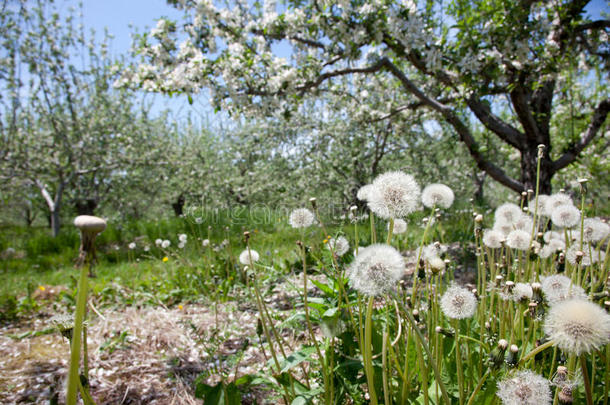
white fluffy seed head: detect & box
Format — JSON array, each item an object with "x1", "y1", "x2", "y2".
[
  {"x1": 328, "y1": 236, "x2": 350, "y2": 257},
  {"x1": 357, "y1": 184, "x2": 375, "y2": 202},
  {"x1": 347, "y1": 244, "x2": 405, "y2": 297},
  {"x1": 506, "y1": 230, "x2": 531, "y2": 251},
  {"x1": 239, "y1": 249, "x2": 259, "y2": 266},
  {"x1": 514, "y1": 214, "x2": 534, "y2": 232},
  {"x1": 178, "y1": 233, "x2": 188, "y2": 242},
  {"x1": 367, "y1": 171, "x2": 421, "y2": 219},
  {"x1": 566, "y1": 243, "x2": 596, "y2": 267},
  {"x1": 495, "y1": 203, "x2": 523, "y2": 224},
  {"x1": 289, "y1": 208, "x2": 315, "y2": 228},
  {"x1": 543, "y1": 231, "x2": 563, "y2": 243},
  {"x1": 440, "y1": 284, "x2": 478, "y2": 319},
  {"x1": 544, "y1": 299, "x2": 610, "y2": 355},
  {"x1": 428, "y1": 256, "x2": 446, "y2": 273},
  {"x1": 161, "y1": 240, "x2": 171, "y2": 248},
  {"x1": 540, "y1": 275, "x2": 587, "y2": 304},
  {"x1": 391, "y1": 218, "x2": 408, "y2": 234},
  {"x1": 544, "y1": 193, "x2": 573, "y2": 216},
  {"x1": 581, "y1": 218, "x2": 610, "y2": 242},
  {"x1": 512, "y1": 283, "x2": 533, "y2": 302},
  {"x1": 496, "y1": 370, "x2": 551, "y2": 405},
  {"x1": 538, "y1": 239, "x2": 564, "y2": 259},
  {"x1": 421, "y1": 183, "x2": 455, "y2": 209},
  {"x1": 551, "y1": 205, "x2": 581, "y2": 228},
  {"x1": 528, "y1": 194, "x2": 550, "y2": 217},
  {"x1": 483, "y1": 229, "x2": 505, "y2": 248}
]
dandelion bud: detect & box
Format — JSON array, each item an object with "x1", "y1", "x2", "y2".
[
  {"x1": 350, "y1": 205, "x2": 357, "y2": 212},
  {"x1": 527, "y1": 189, "x2": 534, "y2": 195},
  {"x1": 296, "y1": 240, "x2": 303, "y2": 248},
  {"x1": 412, "y1": 309, "x2": 420, "y2": 322},
  {"x1": 577, "y1": 178, "x2": 588, "y2": 184},
  {"x1": 475, "y1": 214, "x2": 483, "y2": 223},
  {"x1": 471, "y1": 288, "x2": 478, "y2": 299},
  {"x1": 506, "y1": 344, "x2": 520, "y2": 367},
  {"x1": 309, "y1": 197, "x2": 317, "y2": 209},
  {"x1": 256, "y1": 318, "x2": 263, "y2": 337},
  {"x1": 521, "y1": 191, "x2": 528, "y2": 197},
  {"x1": 528, "y1": 302, "x2": 538, "y2": 317},
  {"x1": 559, "y1": 188, "x2": 565, "y2": 193},
  {"x1": 505, "y1": 281, "x2": 515, "y2": 292},
  {"x1": 574, "y1": 250, "x2": 584, "y2": 264},
  {"x1": 558, "y1": 386, "x2": 573, "y2": 404},
  {"x1": 604, "y1": 301, "x2": 610, "y2": 311},
  {"x1": 485, "y1": 321, "x2": 491, "y2": 329},
  {"x1": 554, "y1": 366, "x2": 569, "y2": 386},
  {"x1": 436, "y1": 326, "x2": 454, "y2": 338},
  {"x1": 495, "y1": 275, "x2": 504, "y2": 285},
  {"x1": 487, "y1": 339, "x2": 508, "y2": 369},
  {"x1": 243, "y1": 231, "x2": 250, "y2": 242}
]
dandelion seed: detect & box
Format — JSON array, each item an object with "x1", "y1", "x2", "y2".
[
  {"x1": 496, "y1": 369, "x2": 551, "y2": 405},
  {"x1": 391, "y1": 218, "x2": 408, "y2": 234},
  {"x1": 543, "y1": 298, "x2": 610, "y2": 355},
  {"x1": 357, "y1": 184, "x2": 375, "y2": 202},
  {"x1": 512, "y1": 283, "x2": 533, "y2": 303},
  {"x1": 161, "y1": 240, "x2": 171, "y2": 249},
  {"x1": 367, "y1": 171, "x2": 421, "y2": 219},
  {"x1": 565, "y1": 243, "x2": 595, "y2": 266},
  {"x1": 289, "y1": 208, "x2": 315, "y2": 228},
  {"x1": 421, "y1": 183, "x2": 454, "y2": 209},
  {"x1": 551, "y1": 205, "x2": 581, "y2": 228},
  {"x1": 545, "y1": 193, "x2": 573, "y2": 216},
  {"x1": 581, "y1": 218, "x2": 609, "y2": 242},
  {"x1": 506, "y1": 230, "x2": 531, "y2": 251},
  {"x1": 483, "y1": 229, "x2": 505, "y2": 248},
  {"x1": 178, "y1": 233, "x2": 188, "y2": 243},
  {"x1": 495, "y1": 203, "x2": 523, "y2": 224},
  {"x1": 440, "y1": 284, "x2": 478, "y2": 319},
  {"x1": 239, "y1": 249, "x2": 259, "y2": 266},
  {"x1": 202, "y1": 239, "x2": 210, "y2": 247},
  {"x1": 540, "y1": 275, "x2": 587, "y2": 304},
  {"x1": 128, "y1": 242, "x2": 136, "y2": 250},
  {"x1": 347, "y1": 244, "x2": 405, "y2": 296},
  {"x1": 155, "y1": 238, "x2": 163, "y2": 247},
  {"x1": 328, "y1": 236, "x2": 349, "y2": 257}
]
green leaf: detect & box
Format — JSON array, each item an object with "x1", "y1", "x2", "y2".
[{"x1": 279, "y1": 346, "x2": 316, "y2": 374}]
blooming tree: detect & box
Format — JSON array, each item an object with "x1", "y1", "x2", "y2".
[{"x1": 128, "y1": 0, "x2": 609, "y2": 194}]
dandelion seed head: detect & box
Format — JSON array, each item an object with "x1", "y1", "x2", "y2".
[
  {"x1": 551, "y1": 205, "x2": 581, "y2": 228},
  {"x1": 357, "y1": 184, "x2": 375, "y2": 202},
  {"x1": 493, "y1": 221, "x2": 514, "y2": 237},
  {"x1": 239, "y1": 249, "x2": 259, "y2": 266},
  {"x1": 543, "y1": 299, "x2": 610, "y2": 355},
  {"x1": 367, "y1": 171, "x2": 421, "y2": 219},
  {"x1": 440, "y1": 284, "x2": 478, "y2": 319},
  {"x1": 155, "y1": 238, "x2": 163, "y2": 246},
  {"x1": 540, "y1": 275, "x2": 587, "y2": 304},
  {"x1": 428, "y1": 256, "x2": 446, "y2": 273},
  {"x1": 581, "y1": 218, "x2": 609, "y2": 242},
  {"x1": 128, "y1": 242, "x2": 136, "y2": 250},
  {"x1": 483, "y1": 229, "x2": 505, "y2": 248},
  {"x1": 422, "y1": 183, "x2": 455, "y2": 209},
  {"x1": 496, "y1": 370, "x2": 551, "y2": 405},
  {"x1": 514, "y1": 214, "x2": 534, "y2": 232},
  {"x1": 391, "y1": 218, "x2": 408, "y2": 234},
  {"x1": 178, "y1": 233, "x2": 188, "y2": 242},
  {"x1": 202, "y1": 239, "x2": 210, "y2": 247},
  {"x1": 495, "y1": 203, "x2": 523, "y2": 224},
  {"x1": 544, "y1": 193, "x2": 573, "y2": 216},
  {"x1": 566, "y1": 243, "x2": 595, "y2": 266},
  {"x1": 289, "y1": 208, "x2": 315, "y2": 228},
  {"x1": 328, "y1": 236, "x2": 350, "y2": 257},
  {"x1": 419, "y1": 243, "x2": 447, "y2": 262},
  {"x1": 528, "y1": 194, "x2": 550, "y2": 216},
  {"x1": 543, "y1": 231, "x2": 563, "y2": 243},
  {"x1": 161, "y1": 240, "x2": 171, "y2": 249},
  {"x1": 347, "y1": 244, "x2": 405, "y2": 297},
  {"x1": 512, "y1": 283, "x2": 533, "y2": 302},
  {"x1": 506, "y1": 230, "x2": 531, "y2": 251}
]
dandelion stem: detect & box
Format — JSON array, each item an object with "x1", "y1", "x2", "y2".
[
  {"x1": 519, "y1": 340, "x2": 555, "y2": 365},
  {"x1": 364, "y1": 296, "x2": 378, "y2": 405},
  {"x1": 466, "y1": 369, "x2": 491, "y2": 405},
  {"x1": 580, "y1": 356, "x2": 594, "y2": 405},
  {"x1": 66, "y1": 265, "x2": 89, "y2": 405},
  {"x1": 453, "y1": 319, "x2": 465, "y2": 405}
]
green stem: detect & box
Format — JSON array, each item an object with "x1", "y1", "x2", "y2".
[
  {"x1": 580, "y1": 356, "x2": 594, "y2": 405},
  {"x1": 520, "y1": 340, "x2": 555, "y2": 365},
  {"x1": 454, "y1": 319, "x2": 464, "y2": 405},
  {"x1": 466, "y1": 370, "x2": 491, "y2": 405},
  {"x1": 364, "y1": 297, "x2": 378, "y2": 405},
  {"x1": 405, "y1": 309, "x2": 450, "y2": 404},
  {"x1": 67, "y1": 265, "x2": 89, "y2": 405}
]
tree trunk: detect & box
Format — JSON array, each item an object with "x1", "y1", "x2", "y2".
[
  {"x1": 520, "y1": 146, "x2": 553, "y2": 196},
  {"x1": 50, "y1": 208, "x2": 60, "y2": 237},
  {"x1": 172, "y1": 193, "x2": 186, "y2": 217},
  {"x1": 75, "y1": 198, "x2": 98, "y2": 215}
]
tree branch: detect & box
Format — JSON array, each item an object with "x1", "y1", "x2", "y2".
[
  {"x1": 552, "y1": 98, "x2": 610, "y2": 172},
  {"x1": 466, "y1": 95, "x2": 525, "y2": 149},
  {"x1": 380, "y1": 58, "x2": 524, "y2": 192}
]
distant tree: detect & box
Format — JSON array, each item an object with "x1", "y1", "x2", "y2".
[{"x1": 128, "y1": 0, "x2": 609, "y2": 195}]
